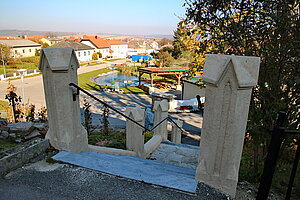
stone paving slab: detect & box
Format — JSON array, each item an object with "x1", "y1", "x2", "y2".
[
  {"x1": 150, "y1": 141, "x2": 199, "y2": 169},
  {"x1": 52, "y1": 151, "x2": 198, "y2": 193}
]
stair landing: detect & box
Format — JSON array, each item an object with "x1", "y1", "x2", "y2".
[{"x1": 52, "y1": 151, "x2": 198, "y2": 193}]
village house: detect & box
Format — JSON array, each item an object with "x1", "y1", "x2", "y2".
[
  {"x1": 80, "y1": 36, "x2": 110, "y2": 58},
  {"x1": 40, "y1": 38, "x2": 62, "y2": 46},
  {"x1": 0, "y1": 39, "x2": 41, "y2": 58},
  {"x1": 50, "y1": 41, "x2": 94, "y2": 62},
  {"x1": 81, "y1": 36, "x2": 128, "y2": 59},
  {"x1": 106, "y1": 39, "x2": 128, "y2": 58}
]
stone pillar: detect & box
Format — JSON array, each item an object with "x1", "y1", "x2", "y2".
[
  {"x1": 126, "y1": 107, "x2": 145, "y2": 157},
  {"x1": 196, "y1": 54, "x2": 260, "y2": 197},
  {"x1": 171, "y1": 119, "x2": 183, "y2": 143},
  {"x1": 153, "y1": 101, "x2": 168, "y2": 141},
  {"x1": 39, "y1": 47, "x2": 88, "y2": 153}
]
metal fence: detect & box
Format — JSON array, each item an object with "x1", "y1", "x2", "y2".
[{"x1": 257, "y1": 111, "x2": 300, "y2": 200}]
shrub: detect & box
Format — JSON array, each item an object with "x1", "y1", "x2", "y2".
[{"x1": 92, "y1": 52, "x2": 98, "y2": 60}]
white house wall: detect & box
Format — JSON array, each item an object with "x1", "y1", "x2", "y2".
[
  {"x1": 75, "y1": 49, "x2": 93, "y2": 62},
  {"x1": 13, "y1": 46, "x2": 41, "y2": 58},
  {"x1": 99, "y1": 48, "x2": 110, "y2": 58},
  {"x1": 182, "y1": 82, "x2": 206, "y2": 100},
  {"x1": 110, "y1": 44, "x2": 128, "y2": 58}
]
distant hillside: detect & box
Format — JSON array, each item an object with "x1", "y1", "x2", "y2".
[
  {"x1": 97, "y1": 32, "x2": 173, "y2": 39},
  {"x1": 0, "y1": 29, "x2": 174, "y2": 40},
  {"x1": 145, "y1": 34, "x2": 173, "y2": 39},
  {"x1": 0, "y1": 30, "x2": 81, "y2": 37}
]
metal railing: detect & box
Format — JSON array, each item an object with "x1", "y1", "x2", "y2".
[
  {"x1": 256, "y1": 111, "x2": 300, "y2": 200},
  {"x1": 69, "y1": 83, "x2": 187, "y2": 135}
]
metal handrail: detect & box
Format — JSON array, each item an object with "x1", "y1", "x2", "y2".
[
  {"x1": 149, "y1": 116, "x2": 186, "y2": 133},
  {"x1": 69, "y1": 83, "x2": 150, "y2": 132},
  {"x1": 69, "y1": 83, "x2": 188, "y2": 136}
]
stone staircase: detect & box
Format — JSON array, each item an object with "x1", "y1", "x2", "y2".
[{"x1": 149, "y1": 141, "x2": 199, "y2": 169}]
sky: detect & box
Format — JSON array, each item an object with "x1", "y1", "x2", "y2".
[{"x1": 0, "y1": 0, "x2": 187, "y2": 35}]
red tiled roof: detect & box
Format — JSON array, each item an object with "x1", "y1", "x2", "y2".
[
  {"x1": 65, "y1": 38, "x2": 81, "y2": 42},
  {"x1": 107, "y1": 39, "x2": 128, "y2": 45},
  {"x1": 82, "y1": 36, "x2": 110, "y2": 48},
  {"x1": 0, "y1": 37, "x2": 22, "y2": 40},
  {"x1": 27, "y1": 36, "x2": 45, "y2": 40},
  {"x1": 139, "y1": 67, "x2": 189, "y2": 73}
]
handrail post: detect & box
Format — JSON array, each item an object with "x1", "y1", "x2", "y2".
[
  {"x1": 153, "y1": 101, "x2": 169, "y2": 141},
  {"x1": 39, "y1": 48, "x2": 88, "y2": 153},
  {"x1": 196, "y1": 54, "x2": 261, "y2": 197},
  {"x1": 171, "y1": 119, "x2": 183, "y2": 143},
  {"x1": 126, "y1": 107, "x2": 145, "y2": 157},
  {"x1": 256, "y1": 111, "x2": 286, "y2": 200}
]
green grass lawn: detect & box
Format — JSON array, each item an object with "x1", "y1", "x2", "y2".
[
  {"x1": 1, "y1": 56, "x2": 39, "y2": 75},
  {"x1": 0, "y1": 100, "x2": 9, "y2": 119},
  {"x1": 133, "y1": 71, "x2": 177, "y2": 84},
  {"x1": 88, "y1": 131, "x2": 153, "y2": 150},
  {"x1": 88, "y1": 131, "x2": 126, "y2": 149},
  {"x1": 0, "y1": 138, "x2": 19, "y2": 152},
  {"x1": 80, "y1": 61, "x2": 105, "y2": 67},
  {"x1": 106, "y1": 58, "x2": 122, "y2": 61},
  {"x1": 0, "y1": 68, "x2": 15, "y2": 74},
  {"x1": 78, "y1": 68, "x2": 114, "y2": 90},
  {"x1": 0, "y1": 100, "x2": 17, "y2": 151},
  {"x1": 78, "y1": 68, "x2": 147, "y2": 94}
]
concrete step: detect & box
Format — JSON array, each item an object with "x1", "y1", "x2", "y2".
[
  {"x1": 149, "y1": 141, "x2": 199, "y2": 169},
  {"x1": 52, "y1": 151, "x2": 198, "y2": 193}
]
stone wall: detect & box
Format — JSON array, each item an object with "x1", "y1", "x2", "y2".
[{"x1": 0, "y1": 138, "x2": 50, "y2": 177}]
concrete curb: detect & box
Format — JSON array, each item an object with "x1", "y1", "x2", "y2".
[{"x1": 0, "y1": 138, "x2": 50, "y2": 177}]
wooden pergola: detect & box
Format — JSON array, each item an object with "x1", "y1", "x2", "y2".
[{"x1": 138, "y1": 67, "x2": 189, "y2": 86}]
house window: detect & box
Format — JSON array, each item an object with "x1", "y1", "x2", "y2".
[
  {"x1": 84, "y1": 51, "x2": 86, "y2": 56},
  {"x1": 15, "y1": 50, "x2": 18, "y2": 54},
  {"x1": 23, "y1": 49, "x2": 25, "y2": 53},
  {"x1": 29, "y1": 49, "x2": 31, "y2": 53},
  {"x1": 78, "y1": 52, "x2": 80, "y2": 57},
  {"x1": 88, "y1": 51, "x2": 90, "y2": 55}
]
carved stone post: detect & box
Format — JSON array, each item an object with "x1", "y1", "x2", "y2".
[
  {"x1": 126, "y1": 107, "x2": 145, "y2": 157},
  {"x1": 171, "y1": 119, "x2": 183, "y2": 143},
  {"x1": 153, "y1": 101, "x2": 169, "y2": 141},
  {"x1": 196, "y1": 54, "x2": 260, "y2": 197},
  {"x1": 39, "y1": 47, "x2": 88, "y2": 153}
]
